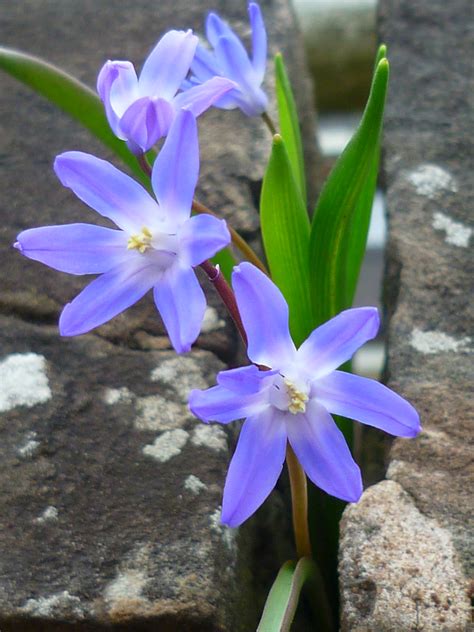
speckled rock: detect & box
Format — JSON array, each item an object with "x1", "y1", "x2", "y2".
[
  {"x1": 0, "y1": 1, "x2": 317, "y2": 629},
  {"x1": 339, "y1": 0, "x2": 473, "y2": 629}
]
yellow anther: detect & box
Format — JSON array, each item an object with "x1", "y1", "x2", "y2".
[
  {"x1": 284, "y1": 378, "x2": 309, "y2": 415},
  {"x1": 127, "y1": 227, "x2": 153, "y2": 253}
]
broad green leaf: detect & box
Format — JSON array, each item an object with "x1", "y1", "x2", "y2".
[
  {"x1": 257, "y1": 561, "x2": 296, "y2": 632},
  {"x1": 309, "y1": 48, "x2": 389, "y2": 325},
  {"x1": 260, "y1": 135, "x2": 313, "y2": 345},
  {"x1": 275, "y1": 53, "x2": 306, "y2": 201},
  {"x1": 0, "y1": 46, "x2": 149, "y2": 187}
]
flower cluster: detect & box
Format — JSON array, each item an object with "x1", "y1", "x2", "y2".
[{"x1": 14, "y1": 3, "x2": 420, "y2": 529}]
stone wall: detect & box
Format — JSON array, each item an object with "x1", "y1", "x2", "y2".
[
  {"x1": 0, "y1": 1, "x2": 316, "y2": 629},
  {"x1": 339, "y1": 1, "x2": 473, "y2": 630}
]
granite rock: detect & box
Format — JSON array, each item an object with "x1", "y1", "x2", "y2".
[{"x1": 340, "y1": 0, "x2": 473, "y2": 629}]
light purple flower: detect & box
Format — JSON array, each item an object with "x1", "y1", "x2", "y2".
[
  {"x1": 184, "y1": 3, "x2": 268, "y2": 117},
  {"x1": 189, "y1": 263, "x2": 421, "y2": 527},
  {"x1": 14, "y1": 110, "x2": 230, "y2": 353},
  {"x1": 97, "y1": 29, "x2": 235, "y2": 153}
]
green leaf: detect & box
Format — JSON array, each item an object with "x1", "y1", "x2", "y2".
[
  {"x1": 212, "y1": 247, "x2": 235, "y2": 283},
  {"x1": 275, "y1": 53, "x2": 306, "y2": 201},
  {"x1": 257, "y1": 561, "x2": 296, "y2": 632},
  {"x1": 308, "y1": 47, "x2": 389, "y2": 325},
  {"x1": 260, "y1": 135, "x2": 313, "y2": 345},
  {"x1": 0, "y1": 46, "x2": 150, "y2": 186}
]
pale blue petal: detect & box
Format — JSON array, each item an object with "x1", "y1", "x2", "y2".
[
  {"x1": 286, "y1": 399, "x2": 362, "y2": 503},
  {"x1": 297, "y1": 307, "x2": 380, "y2": 379},
  {"x1": 54, "y1": 152, "x2": 160, "y2": 233},
  {"x1": 97, "y1": 61, "x2": 138, "y2": 137},
  {"x1": 151, "y1": 110, "x2": 198, "y2": 223},
  {"x1": 249, "y1": 3, "x2": 267, "y2": 83},
  {"x1": 139, "y1": 30, "x2": 197, "y2": 99},
  {"x1": 217, "y1": 365, "x2": 277, "y2": 394},
  {"x1": 59, "y1": 259, "x2": 157, "y2": 336},
  {"x1": 153, "y1": 264, "x2": 205, "y2": 353},
  {"x1": 119, "y1": 96, "x2": 174, "y2": 152},
  {"x1": 14, "y1": 224, "x2": 129, "y2": 275},
  {"x1": 173, "y1": 77, "x2": 236, "y2": 117},
  {"x1": 189, "y1": 383, "x2": 267, "y2": 423},
  {"x1": 221, "y1": 408, "x2": 287, "y2": 527},
  {"x1": 190, "y1": 43, "x2": 220, "y2": 82},
  {"x1": 178, "y1": 214, "x2": 230, "y2": 267},
  {"x1": 205, "y1": 12, "x2": 234, "y2": 48},
  {"x1": 316, "y1": 371, "x2": 421, "y2": 438},
  {"x1": 232, "y1": 262, "x2": 296, "y2": 368}
]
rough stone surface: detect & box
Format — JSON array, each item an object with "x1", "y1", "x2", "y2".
[
  {"x1": 340, "y1": 1, "x2": 473, "y2": 629},
  {"x1": 0, "y1": 1, "x2": 317, "y2": 629}
]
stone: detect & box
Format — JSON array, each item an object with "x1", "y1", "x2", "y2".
[
  {"x1": 0, "y1": 1, "x2": 319, "y2": 629},
  {"x1": 339, "y1": 0, "x2": 473, "y2": 629}
]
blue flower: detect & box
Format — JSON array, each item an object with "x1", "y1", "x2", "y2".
[
  {"x1": 14, "y1": 110, "x2": 230, "y2": 353},
  {"x1": 97, "y1": 29, "x2": 235, "y2": 153},
  {"x1": 184, "y1": 3, "x2": 268, "y2": 117},
  {"x1": 189, "y1": 263, "x2": 421, "y2": 527}
]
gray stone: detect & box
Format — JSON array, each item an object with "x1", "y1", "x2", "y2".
[
  {"x1": 0, "y1": 0, "x2": 317, "y2": 629},
  {"x1": 340, "y1": 0, "x2": 473, "y2": 629}
]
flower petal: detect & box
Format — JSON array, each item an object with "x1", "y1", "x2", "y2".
[
  {"x1": 249, "y1": 3, "x2": 267, "y2": 84},
  {"x1": 221, "y1": 409, "x2": 287, "y2": 527},
  {"x1": 287, "y1": 400, "x2": 362, "y2": 503},
  {"x1": 173, "y1": 76, "x2": 236, "y2": 117},
  {"x1": 190, "y1": 43, "x2": 220, "y2": 82},
  {"x1": 179, "y1": 214, "x2": 230, "y2": 267},
  {"x1": 120, "y1": 96, "x2": 174, "y2": 152},
  {"x1": 97, "y1": 61, "x2": 139, "y2": 137},
  {"x1": 189, "y1": 383, "x2": 267, "y2": 424},
  {"x1": 297, "y1": 307, "x2": 380, "y2": 379},
  {"x1": 205, "y1": 12, "x2": 235, "y2": 48},
  {"x1": 232, "y1": 262, "x2": 296, "y2": 368},
  {"x1": 217, "y1": 365, "x2": 277, "y2": 394},
  {"x1": 153, "y1": 264, "x2": 205, "y2": 353},
  {"x1": 139, "y1": 30, "x2": 197, "y2": 100},
  {"x1": 59, "y1": 259, "x2": 157, "y2": 336},
  {"x1": 54, "y1": 151, "x2": 160, "y2": 233},
  {"x1": 316, "y1": 370, "x2": 421, "y2": 438},
  {"x1": 214, "y1": 35, "x2": 268, "y2": 115},
  {"x1": 151, "y1": 109, "x2": 198, "y2": 223},
  {"x1": 14, "y1": 224, "x2": 129, "y2": 275}
]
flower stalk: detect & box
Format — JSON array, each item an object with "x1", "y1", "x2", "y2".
[{"x1": 286, "y1": 444, "x2": 312, "y2": 559}]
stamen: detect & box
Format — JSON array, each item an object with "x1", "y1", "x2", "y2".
[
  {"x1": 127, "y1": 227, "x2": 153, "y2": 253},
  {"x1": 284, "y1": 378, "x2": 309, "y2": 415}
]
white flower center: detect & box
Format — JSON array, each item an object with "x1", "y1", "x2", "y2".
[
  {"x1": 269, "y1": 374, "x2": 309, "y2": 415},
  {"x1": 127, "y1": 227, "x2": 180, "y2": 268}
]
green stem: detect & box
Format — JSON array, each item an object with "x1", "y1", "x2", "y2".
[{"x1": 262, "y1": 110, "x2": 278, "y2": 135}]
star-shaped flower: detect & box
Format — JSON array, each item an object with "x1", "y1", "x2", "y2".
[
  {"x1": 97, "y1": 29, "x2": 235, "y2": 153},
  {"x1": 189, "y1": 263, "x2": 421, "y2": 527},
  {"x1": 14, "y1": 110, "x2": 230, "y2": 353},
  {"x1": 183, "y1": 3, "x2": 268, "y2": 117}
]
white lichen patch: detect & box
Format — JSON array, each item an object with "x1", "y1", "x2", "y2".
[
  {"x1": 184, "y1": 474, "x2": 208, "y2": 495},
  {"x1": 209, "y1": 507, "x2": 237, "y2": 552},
  {"x1": 201, "y1": 306, "x2": 226, "y2": 333},
  {"x1": 405, "y1": 164, "x2": 458, "y2": 198},
  {"x1": 17, "y1": 431, "x2": 40, "y2": 458},
  {"x1": 20, "y1": 591, "x2": 84, "y2": 618},
  {"x1": 191, "y1": 424, "x2": 227, "y2": 452},
  {"x1": 432, "y1": 212, "x2": 472, "y2": 247},
  {"x1": 0, "y1": 353, "x2": 51, "y2": 412},
  {"x1": 34, "y1": 505, "x2": 59, "y2": 524},
  {"x1": 142, "y1": 429, "x2": 189, "y2": 462},
  {"x1": 104, "y1": 545, "x2": 151, "y2": 610},
  {"x1": 103, "y1": 386, "x2": 134, "y2": 405},
  {"x1": 150, "y1": 357, "x2": 208, "y2": 402},
  {"x1": 134, "y1": 395, "x2": 189, "y2": 431},
  {"x1": 409, "y1": 328, "x2": 471, "y2": 354}
]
